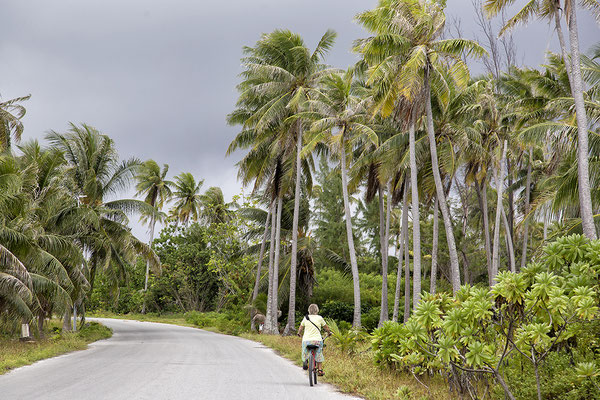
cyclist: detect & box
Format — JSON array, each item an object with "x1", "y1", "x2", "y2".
[{"x1": 297, "y1": 304, "x2": 332, "y2": 376}]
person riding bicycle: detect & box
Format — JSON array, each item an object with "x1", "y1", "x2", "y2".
[{"x1": 297, "y1": 304, "x2": 332, "y2": 377}]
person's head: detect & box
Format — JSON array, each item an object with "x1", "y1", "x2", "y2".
[{"x1": 308, "y1": 304, "x2": 319, "y2": 315}]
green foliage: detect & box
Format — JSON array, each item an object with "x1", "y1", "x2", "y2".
[
  {"x1": 498, "y1": 352, "x2": 600, "y2": 400},
  {"x1": 89, "y1": 258, "x2": 145, "y2": 313},
  {"x1": 184, "y1": 310, "x2": 248, "y2": 336},
  {"x1": 320, "y1": 300, "x2": 356, "y2": 322},
  {"x1": 395, "y1": 385, "x2": 411, "y2": 400},
  {"x1": 312, "y1": 268, "x2": 399, "y2": 312},
  {"x1": 326, "y1": 318, "x2": 368, "y2": 354},
  {"x1": 371, "y1": 236, "x2": 600, "y2": 399},
  {"x1": 313, "y1": 156, "x2": 349, "y2": 270},
  {"x1": 146, "y1": 223, "x2": 218, "y2": 312}
]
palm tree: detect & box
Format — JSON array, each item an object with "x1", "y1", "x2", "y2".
[
  {"x1": 0, "y1": 94, "x2": 30, "y2": 151},
  {"x1": 355, "y1": 2, "x2": 425, "y2": 308},
  {"x1": 171, "y1": 172, "x2": 204, "y2": 225},
  {"x1": 232, "y1": 29, "x2": 337, "y2": 334},
  {"x1": 199, "y1": 186, "x2": 234, "y2": 225},
  {"x1": 516, "y1": 52, "x2": 600, "y2": 235},
  {"x1": 0, "y1": 143, "x2": 90, "y2": 334},
  {"x1": 399, "y1": 0, "x2": 485, "y2": 295},
  {"x1": 302, "y1": 68, "x2": 378, "y2": 327},
  {"x1": 356, "y1": 0, "x2": 486, "y2": 298},
  {"x1": 484, "y1": 0, "x2": 599, "y2": 240},
  {"x1": 46, "y1": 124, "x2": 159, "y2": 313},
  {"x1": 136, "y1": 160, "x2": 173, "y2": 313}
]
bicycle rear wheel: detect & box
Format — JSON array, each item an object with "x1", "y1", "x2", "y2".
[
  {"x1": 313, "y1": 359, "x2": 318, "y2": 385},
  {"x1": 308, "y1": 352, "x2": 315, "y2": 387}
]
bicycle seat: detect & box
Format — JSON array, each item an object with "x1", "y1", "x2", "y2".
[{"x1": 306, "y1": 344, "x2": 320, "y2": 350}]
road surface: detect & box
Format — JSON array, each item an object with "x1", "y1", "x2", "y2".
[{"x1": 0, "y1": 318, "x2": 361, "y2": 400}]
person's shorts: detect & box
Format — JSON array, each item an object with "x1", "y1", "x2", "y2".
[{"x1": 302, "y1": 340, "x2": 324, "y2": 362}]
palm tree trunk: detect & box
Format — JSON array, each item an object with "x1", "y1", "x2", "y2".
[
  {"x1": 543, "y1": 211, "x2": 548, "y2": 241},
  {"x1": 379, "y1": 182, "x2": 392, "y2": 326},
  {"x1": 492, "y1": 140, "x2": 508, "y2": 282},
  {"x1": 251, "y1": 202, "x2": 272, "y2": 331},
  {"x1": 566, "y1": 3, "x2": 597, "y2": 240},
  {"x1": 408, "y1": 107, "x2": 422, "y2": 308},
  {"x1": 284, "y1": 122, "x2": 303, "y2": 335},
  {"x1": 501, "y1": 206, "x2": 516, "y2": 273},
  {"x1": 507, "y1": 158, "x2": 515, "y2": 255},
  {"x1": 424, "y1": 66, "x2": 461, "y2": 294},
  {"x1": 430, "y1": 197, "x2": 439, "y2": 294},
  {"x1": 264, "y1": 197, "x2": 277, "y2": 331},
  {"x1": 62, "y1": 309, "x2": 71, "y2": 333},
  {"x1": 393, "y1": 181, "x2": 409, "y2": 322},
  {"x1": 475, "y1": 177, "x2": 493, "y2": 281},
  {"x1": 554, "y1": 10, "x2": 573, "y2": 87},
  {"x1": 142, "y1": 215, "x2": 156, "y2": 314},
  {"x1": 340, "y1": 134, "x2": 361, "y2": 328},
  {"x1": 403, "y1": 206, "x2": 411, "y2": 323},
  {"x1": 265, "y1": 196, "x2": 282, "y2": 335},
  {"x1": 520, "y1": 149, "x2": 533, "y2": 270}
]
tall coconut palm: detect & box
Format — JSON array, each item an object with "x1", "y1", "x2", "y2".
[
  {"x1": 170, "y1": 172, "x2": 204, "y2": 225},
  {"x1": 0, "y1": 143, "x2": 90, "y2": 334},
  {"x1": 355, "y1": 2, "x2": 425, "y2": 307},
  {"x1": 135, "y1": 160, "x2": 173, "y2": 313},
  {"x1": 46, "y1": 124, "x2": 159, "y2": 310},
  {"x1": 484, "y1": 0, "x2": 599, "y2": 240},
  {"x1": 233, "y1": 29, "x2": 337, "y2": 334},
  {"x1": 302, "y1": 68, "x2": 378, "y2": 327},
  {"x1": 516, "y1": 52, "x2": 600, "y2": 233},
  {"x1": 397, "y1": 0, "x2": 485, "y2": 296},
  {"x1": 356, "y1": 0, "x2": 486, "y2": 298}
]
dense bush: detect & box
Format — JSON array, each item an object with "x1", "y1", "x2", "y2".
[
  {"x1": 320, "y1": 300, "x2": 358, "y2": 322},
  {"x1": 312, "y1": 269, "x2": 400, "y2": 316},
  {"x1": 371, "y1": 235, "x2": 600, "y2": 400}
]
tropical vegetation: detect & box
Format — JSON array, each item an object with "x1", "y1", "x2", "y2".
[{"x1": 2, "y1": 0, "x2": 599, "y2": 397}]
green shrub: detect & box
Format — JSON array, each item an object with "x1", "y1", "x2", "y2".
[
  {"x1": 184, "y1": 310, "x2": 247, "y2": 336},
  {"x1": 371, "y1": 235, "x2": 600, "y2": 400},
  {"x1": 362, "y1": 306, "x2": 381, "y2": 332},
  {"x1": 498, "y1": 352, "x2": 599, "y2": 400},
  {"x1": 326, "y1": 319, "x2": 367, "y2": 354},
  {"x1": 320, "y1": 300, "x2": 355, "y2": 322}
]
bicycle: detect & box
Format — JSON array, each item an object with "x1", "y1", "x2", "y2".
[{"x1": 305, "y1": 335, "x2": 329, "y2": 387}]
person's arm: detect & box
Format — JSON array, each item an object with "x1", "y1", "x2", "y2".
[
  {"x1": 323, "y1": 324, "x2": 332, "y2": 336},
  {"x1": 297, "y1": 325, "x2": 304, "y2": 337}
]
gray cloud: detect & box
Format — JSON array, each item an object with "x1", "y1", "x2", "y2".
[{"x1": 1, "y1": 0, "x2": 597, "y2": 239}]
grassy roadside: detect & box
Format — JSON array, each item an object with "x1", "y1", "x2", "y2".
[
  {"x1": 89, "y1": 311, "x2": 195, "y2": 327},
  {"x1": 89, "y1": 311, "x2": 451, "y2": 399},
  {"x1": 243, "y1": 333, "x2": 451, "y2": 400},
  {"x1": 0, "y1": 321, "x2": 112, "y2": 375},
  {"x1": 89, "y1": 311, "x2": 243, "y2": 335}
]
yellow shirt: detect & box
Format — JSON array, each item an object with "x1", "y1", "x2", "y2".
[{"x1": 301, "y1": 315, "x2": 326, "y2": 341}]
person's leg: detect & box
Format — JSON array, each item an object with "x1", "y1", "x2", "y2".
[
  {"x1": 316, "y1": 342, "x2": 325, "y2": 375},
  {"x1": 302, "y1": 342, "x2": 308, "y2": 370}
]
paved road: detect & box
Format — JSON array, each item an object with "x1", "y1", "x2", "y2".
[{"x1": 0, "y1": 318, "x2": 360, "y2": 400}]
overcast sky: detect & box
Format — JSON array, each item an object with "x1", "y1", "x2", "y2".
[{"x1": 1, "y1": 0, "x2": 598, "y2": 239}]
